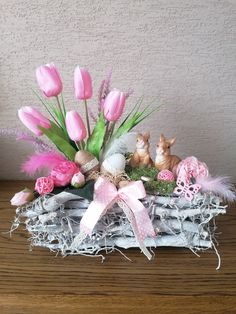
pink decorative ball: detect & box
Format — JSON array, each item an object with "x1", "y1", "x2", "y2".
[
  {"x1": 35, "y1": 176, "x2": 54, "y2": 195},
  {"x1": 157, "y1": 170, "x2": 175, "y2": 182}
]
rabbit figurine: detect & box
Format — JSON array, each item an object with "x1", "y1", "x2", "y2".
[
  {"x1": 155, "y1": 134, "x2": 181, "y2": 173},
  {"x1": 130, "y1": 132, "x2": 153, "y2": 168}
]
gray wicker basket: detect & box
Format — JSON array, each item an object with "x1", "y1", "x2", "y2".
[{"x1": 12, "y1": 190, "x2": 226, "y2": 267}]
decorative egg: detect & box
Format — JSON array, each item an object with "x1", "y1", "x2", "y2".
[
  {"x1": 157, "y1": 170, "x2": 175, "y2": 182},
  {"x1": 118, "y1": 180, "x2": 130, "y2": 188},
  {"x1": 74, "y1": 150, "x2": 100, "y2": 175},
  {"x1": 101, "y1": 153, "x2": 126, "y2": 176}
]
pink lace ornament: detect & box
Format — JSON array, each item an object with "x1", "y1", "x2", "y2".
[
  {"x1": 35, "y1": 176, "x2": 54, "y2": 195},
  {"x1": 157, "y1": 170, "x2": 175, "y2": 182},
  {"x1": 174, "y1": 176, "x2": 201, "y2": 201},
  {"x1": 176, "y1": 156, "x2": 209, "y2": 183}
]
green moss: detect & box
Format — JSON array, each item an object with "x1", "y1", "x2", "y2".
[
  {"x1": 144, "y1": 180, "x2": 176, "y2": 195},
  {"x1": 125, "y1": 166, "x2": 176, "y2": 196},
  {"x1": 125, "y1": 165, "x2": 158, "y2": 181}
]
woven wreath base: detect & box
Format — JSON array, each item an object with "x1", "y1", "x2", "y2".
[{"x1": 11, "y1": 192, "x2": 227, "y2": 267}]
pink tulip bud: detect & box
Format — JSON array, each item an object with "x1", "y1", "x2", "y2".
[
  {"x1": 74, "y1": 66, "x2": 92, "y2": 100},
  {"x1": 71, "y1": 172, "x2": 85, "y2": 188},
  {"x1": 103, "y1": 90, "x2": 126, "y2": 121},
  {"x1": 65, "y1": 111, "x2": 87, "y2": 141},
  {"x1": 18, "y1": 106, "x2": 51, "y2": 136},
  {"x1": 36, "y1": 63, "x2": 62, "y2": 97},
  {"x1": 10, "y1": 188, "x2": 34, "y2": 206}
]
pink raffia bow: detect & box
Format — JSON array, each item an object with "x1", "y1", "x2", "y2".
[{"x1": 72, "y1": 177, "x2": 156, "y2": 259}]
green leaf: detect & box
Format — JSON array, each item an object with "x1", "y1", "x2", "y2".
[
  {"x1": 49, "y1": 120, "x2": 68, "y2": 141},
  {"x1": 86, "y1": 113, "x2": 106, "y2": 159},
  {"x1": 32, "y1": 88, "x2": 60, "y2": 126},
  {"x1": 112, "y1": 113, "x2": 139, "y2": 139},
  {"x1": 53, "y1": 180, "x2": 95, "y2": 201},
  {"x1": 118, "y1": 96, "x2": 144, "y2": 129},
  {"x1": 39, "y1": 125, "x2": 77, "y2": 160},
  {"x1": 113, "y1": 102, "x2": 163, "y2": 139},
  {"x1": 65, "y1": 180, "x2": 95, "y2": 201}
]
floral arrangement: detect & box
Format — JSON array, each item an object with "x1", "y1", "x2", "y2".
[{"x1": 5, "y1": 63, "x2": 235, "y2": 268}]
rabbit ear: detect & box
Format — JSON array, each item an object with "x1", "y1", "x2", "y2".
[
  {"x1": 159, "y1": 133, "x2": 165, "y2": 142},
  {"x1": 169, "y1": 137, "x2": 176, "y2": 146},
  {"x1": 143, "y1": 132, "x2": 150, "y2": 141}
]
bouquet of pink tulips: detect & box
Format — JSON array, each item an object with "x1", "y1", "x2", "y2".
[{"x1": 14, "y1": 63, "x2": 153, "y2": 199}]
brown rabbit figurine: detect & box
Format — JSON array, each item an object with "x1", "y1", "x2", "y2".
[
  {"x1": 130, "y1": 132, "x2": 153, "y2": 168},
  {"x1": 155, "y1": 134, "x2": 181, "y2": 173}
]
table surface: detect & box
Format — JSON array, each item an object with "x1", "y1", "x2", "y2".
[{"x1": 0, "y1": 180, "x2": 235, "y2": 314}]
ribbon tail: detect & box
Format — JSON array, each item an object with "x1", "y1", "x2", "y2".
[
  {"x1": 118, "y1": 200, "x2": 153, "y2": 260},
  {"x1": 70, "y1": 231, "x2": 87, "y2": 251},
  {"x1": 70, "y1": 199, "x2": 112, "y2": 250},
  {"x1": 137, "y1": 239, "x2": 152, "y2": 260}
]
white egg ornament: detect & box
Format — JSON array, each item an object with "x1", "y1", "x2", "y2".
[{"x1": 101, "y1": 153, "x2": 126, "y2": 176}]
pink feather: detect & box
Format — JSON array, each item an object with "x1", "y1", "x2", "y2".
[
  {"x1": 21, "y1": 152, "x2": 67, "y2": 176},
  {"x1": 196, "y1": 176, "x2": 236, "y2": 202}
]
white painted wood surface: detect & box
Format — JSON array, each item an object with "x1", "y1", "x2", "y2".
[{"x1": 0, "y1": 0, "x2": 236, "y2": 180}]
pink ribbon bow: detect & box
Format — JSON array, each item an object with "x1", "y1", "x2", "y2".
[{"x1": 73, "y1": 177, "x2": 156, "y2": 259}]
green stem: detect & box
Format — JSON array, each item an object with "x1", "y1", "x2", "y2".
[
  {"x1": 102, "y1": 121, "x2": 110, "y2": 148},
  {"x1": 75, "y1": 141, "x2": 82, "y2": 151},
  {"x1": 61, "y1": 93, "x2": 66, "y2": 116},
  {"x1": 32, "y1": 88, "x2": 60, "y2": 127},
  {"x1": 56, "y1": 96, "x2": 65, "y2": 122},
  {"x1": 108, "y1": 122, "x2": 115, "y2": 141},
  {"x1": 84, "y1": 99, "x2": 91, "y2": 137}
]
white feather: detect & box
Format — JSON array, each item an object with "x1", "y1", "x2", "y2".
[
  {"x1": 101, "y1": 132, "x2": 137, "y2": 161},
  {"x1": 196, "y1": 176, "x2": 236, "y2": 202}
]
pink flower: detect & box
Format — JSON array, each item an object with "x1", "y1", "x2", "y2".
[
  {"x1": 36, "y1": 63, "x2": 63, "y2": 97},
  {"x1": 35, "y1": 176, "x2": 54, "y2": 195},
  {"x1": 10, "y1": 188, "x2": 34, "y2": 206},
  {"x1": 18, "y1": 106, "x2": 51, "y2": 136},
  {"x1": 65, "y1": 111, "x2": 87, "y2": 141},
  {"x1": 74, "y1": 66, "x2": 93, "y2": 100},
  {"x1": 176, "y1": 156, "x2": 209, "y2": 183},
  {"x1": 51, "y1": 161, "x2": 79, "y2": 187},
  {"x1": 71, "y1": 172, "x2": 85, "y2": 188},
  {"x1": 103, "y1": 90, "x2": 126, "y2": 121},
  {"x1": 157, "y1": 170, "x2": 175, "y2": 182}
]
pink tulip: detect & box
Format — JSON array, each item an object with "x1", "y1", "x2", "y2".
[
  {"x1": 18, "y1": 106, "x2": 51, "y2": 136},
  {"x1": 65, "y1": 111, "x2": 87, "y2": 141},
  {"x1": 74, "y1": 66, "x2": 92, "y2": 100},
  {"x1": 36, "y1": 63, "x2": 62, "y2": 97},
  {"x1": 10, "y1": 188, "x2": 34, "y2": 206},
  {"x1": 103, "y1": 90, "x2": 126, "y2": 121}
]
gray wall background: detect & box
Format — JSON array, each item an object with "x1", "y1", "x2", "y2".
[{"x1": 0, "y1": 0, "x2": 236, "y2": 180}]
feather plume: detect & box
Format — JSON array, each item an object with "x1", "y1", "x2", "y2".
[
  {"x1": 101, "y1": 132, "x2": 137, "y2": 161},
  {"x1": 0, "y1": 127, "x2": 53, "y2": 152},
  {"x1": 21, "y1": 152, "x2": 67, "y2": 176},
  {"x1": 196, "y1": 176, "x2": 236, "y2": 202}
]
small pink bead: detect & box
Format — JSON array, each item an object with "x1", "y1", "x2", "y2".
[
  {"x1": 35, "y1": 176, "x2": 54, "y2": 195},
  {"x1": 157, "y1": 170, "x2": 175, "y2": 182}
]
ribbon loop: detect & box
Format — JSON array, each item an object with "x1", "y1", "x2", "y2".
[{"x1": 72, "y1": 177, "x2": 156, "y2": 259}]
